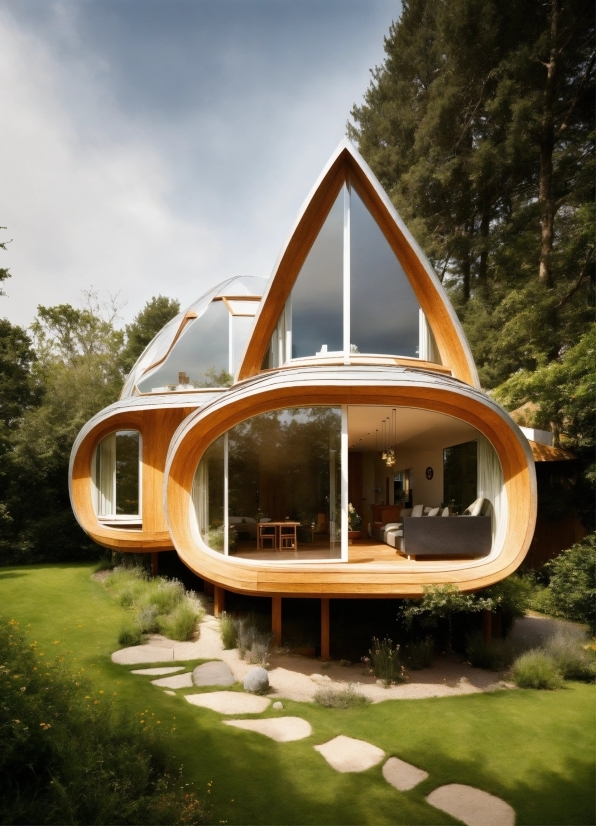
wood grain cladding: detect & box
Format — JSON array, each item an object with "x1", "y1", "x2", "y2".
[
  {"x1": 71, "y1": 406, "x2": 192, "y2": 551},
  {"x1": 238, "y1": 147, "x2": 478, "y2": 387},
  {"x1": 165, "y1": 380, "x2": 536, "y2": 597}
]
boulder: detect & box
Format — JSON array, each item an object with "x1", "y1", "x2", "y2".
[{"x1": 244, "y1": 667, "x2": 269, "y2": 694}]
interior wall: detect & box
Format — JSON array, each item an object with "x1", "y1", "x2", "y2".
[
  {"x1": 373, "y1": 452, "x2": 395, "y2": 506},
  {"x1": 396, "y1": 447, "x2": 444, "y2": 508}
]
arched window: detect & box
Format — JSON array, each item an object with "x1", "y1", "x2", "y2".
[{"x1": 93, "y1": 431, "x2": 141, "y2": 526}]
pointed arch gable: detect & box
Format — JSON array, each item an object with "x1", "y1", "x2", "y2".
[{"x1": 238, "y1": 139, "x2": 479, "y2": 388}]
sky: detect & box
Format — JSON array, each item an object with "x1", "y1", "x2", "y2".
[{"x1": 0, "y1": 0, "x2": 401, "y2": 330}]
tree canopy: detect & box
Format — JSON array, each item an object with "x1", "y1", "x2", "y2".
[{"x1": 348, "y1": 0, "x2": 594, "y2": 389}]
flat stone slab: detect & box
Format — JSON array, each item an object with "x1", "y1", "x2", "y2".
[
  {"x1": 112, "y1": 645, "x2": 174, "y2": 665},
  {"x1": 185, "y1": 691, "x2": 270, "y2": 715},
  {"x1": 426, "y1": 784, "x2": 515, "y2": 826},
  {"x1": 131, "y1": 666, "x2": 185, "y2": 676},
  {"x1": 223, "y1": 717, "x2": 312, "y2": 742},
  {"x1": 314, "y1": 735, "x2": 385, "y2": 773},
  {"x1": 193, "y1": 661, "x2": 235, "y2": 687},
  {"x1": 382, "y1": 756, "x2": 429, "y2": 791},
  {"x1": 151, "y1": 672, "x2": 194, "y2": 689}
]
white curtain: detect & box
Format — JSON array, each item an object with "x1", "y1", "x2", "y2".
[
  {"x1": 96, "y1": 433, "x2": 116, "y2": 517},
  {"x1": 477, "y1": 435, "x2": 508, "y2": 554},
  {"x1": 192, "y1": 459, "x2": 209, "y2": 539}
]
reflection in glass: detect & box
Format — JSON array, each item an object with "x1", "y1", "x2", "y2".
[
  {"x1": 233, "y1": 316, "x2": 254, "y2": 375},
  {"x1": 196, "y1": 407, "x2": 342, "y2": 560},
  {"x1": 193, "y1": 436, "x2": 225, "y2": 553},
  {"x1": 94, "y1": 431, "x2": 140, "y2": 520},
  {"x1": 138, "y1": 300, "x2": 230, "y2": 392},
  {"x1": 291, "y1": 188, "x2": 344, "y2": 358},
  {"x1": 350, "y1": 187, "x2": 420, "y2": 356}
]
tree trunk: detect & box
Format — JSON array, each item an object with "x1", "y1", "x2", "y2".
[
  {"x1": 538, "y1": 0, "x2": 560, "y2": 288},
  {"x1": 479, "y1": 202, "x2": 490, "y2": 297}
]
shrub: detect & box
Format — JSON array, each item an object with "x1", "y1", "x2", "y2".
[
  {"x1": 137, "y1": 604, "x2": 159, "y2": 634},
  {"x1": 219, "y1": 612, "x2": 238, "y2": 649},
  {"x1": 157, "y1": 599, "x2": 202, "y2": 642},
  {"x1": 140, "y1": 578, "x2": 186, "y2": 615},
  {"x1": 544, "y1": 628, "x2": 596, "y2": 682},
  {"x1": 465, "y1": 632, "x2": 515, "y2": 671},
  {"x1": 314, "y1": 684, "x2": 371, "y2": 709},
  {"x1": 403, "y1": 637, "x2": 434, "y2": 670},
  {"x1": 246, "y1": 637, "x2": 271, "y2": 667},
  {"x1": 118, "y1": 622, "x2": 143, "y2": 647},
  {"x1": 368, "y1": 637, "x2": 403, "y2": 684},
  {"x1": 0, "y1": 618, "x2": 209, "y2": 825},
  {"x1": 511, "y1": 650, "x2": 563, "y2": 690},
  {"x1": 543, "y1": 534, "x2": 596, "y2": 633}
]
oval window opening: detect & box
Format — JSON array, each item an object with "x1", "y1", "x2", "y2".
[{"x1": 93, "y1": 431, "x2": 142, "y2": 528}]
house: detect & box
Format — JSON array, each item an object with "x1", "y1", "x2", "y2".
[{"x1": 69, "y1": 139, "x2": 537, "y2": 656}]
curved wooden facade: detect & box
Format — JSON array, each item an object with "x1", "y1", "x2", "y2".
[{"x1": 69, "y1": 139, "x2": 536, "y2": 616}]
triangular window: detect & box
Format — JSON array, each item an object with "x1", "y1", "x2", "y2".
[{"x1": 262, "y1": 181, "x2": 434, "y2": 367}]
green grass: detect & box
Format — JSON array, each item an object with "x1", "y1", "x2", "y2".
[{"x1": 1, "y1": 563, "x2": 595, "y2": 825}]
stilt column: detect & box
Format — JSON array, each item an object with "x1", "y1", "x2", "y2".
[
  {"x1": 321, "y1": 598, "x2": 330, "y2": 660},
  {"x1": 272, "y1": 596, "x2": 282, "y2": 648},
  {"x1": 214, "y1": 585, "x2": 225, "y2": 617}
]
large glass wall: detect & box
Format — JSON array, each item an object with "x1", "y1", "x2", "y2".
[
  {"x1": 93, "y1": 431, "x2": 141, "y2": 523},
  {"x1": 193, "y1": 407, "x2": 342, "y2": 560}
]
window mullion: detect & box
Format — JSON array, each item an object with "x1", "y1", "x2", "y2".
[{"x1": 343, "y1": 183, "x2": 350, "y2": 365}]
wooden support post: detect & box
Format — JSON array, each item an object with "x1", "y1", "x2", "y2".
[
  {"x1": 150, "y1": 552, "x2": 159, "y2": 577},
  {"x1": 321, "y1": 598, "x2": 330, "y2": 660},
  {"x1": 482, "y1": 609, "x2": 492, "y2": 645},
  {"x1": 213, "y1": 585, "x2": 225, "y2": 617},
  {"x1": 271, "y1": 596, "x2": 282, "y2": 648}
]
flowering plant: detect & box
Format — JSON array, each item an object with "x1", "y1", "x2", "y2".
[{"x1": 348, "y1": 503, "x2": 362, "y2": 531}]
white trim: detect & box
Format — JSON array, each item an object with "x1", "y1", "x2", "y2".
[
  {"x1": 341, "y1": 404, "x2": 349, "y2": 561},
  {"x1": 223, "y1": 431, "x2": 229, "y2": 556},
  {"x1": 343, "y1": 183, "x2": 351, "y2": 365}
]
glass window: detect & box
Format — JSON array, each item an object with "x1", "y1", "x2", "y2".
[
  {"x1": 350, "y1": 187, "x2": 420, "y2": 357},
  {"x1": 137, "y1": 300, "x2": 231, "y2": 391},
  {"x1": 233, "y1": 315, "x2": 255, "y2": 374},
  {"x1": 290, "y1": 188, "x2": 344, "y2": 358},
  {"x1": 94, "y1": 431, "x2": 141, "y2": 521},
  {"x1": 195, "y1": 407, "x2": 342, "y2": 560},
  {"x1": 443, "y1": 440, "x2": 478, "y2": 514},
  {"x1": 193, "y1": 436, "x2": 225, "y2": 552}
]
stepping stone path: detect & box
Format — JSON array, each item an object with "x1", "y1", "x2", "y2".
[
  {"x1": 112, "y1": 645, "x2": 177, "y2": 665},
  {"x1": 223, "y1": 717, "x2": 312, "y2": 742},
  {"x1": 185, "y1": 691, "x2": 270, "y2": 715},
  {"x1": 382, "y1": 757, "x2": 429, "y2": 791},
  {"x1": 151, "y1": 672, "x2": 194, "y2": 689},
  {"x1": 113, "y1": 629, "x2": 516, "y2": 826},
  {"x1": 426, "y1": 784, "x2": 516, "y2": 826},
  {"x1": 314, "y1": 735, "x2": 385, "y2": 773},
  {"x1": 192, "y1": 661, "x2": 234, "y2": 687},
  {"x1": 131, "y1": 666, "x2": 185, "y2": 676}
]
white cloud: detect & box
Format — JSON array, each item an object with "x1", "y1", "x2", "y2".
[{"x1": 0, "y1": 7, "x2": 220, "y2": 328}]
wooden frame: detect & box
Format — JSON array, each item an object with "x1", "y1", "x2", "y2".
[
  {"x1": 70, "y1": 404, "x2": 194, "y2": 551},
  {"x1": 237, "y1": 139, "x2": 479, "y2": 387},
  {"x1": 163, "y1": 366, "x2": 536, "y2": 597}
]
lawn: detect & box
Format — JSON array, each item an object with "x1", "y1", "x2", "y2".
[{"x1": 1, "y1": 563, "x2": 594, "y2": 825}]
